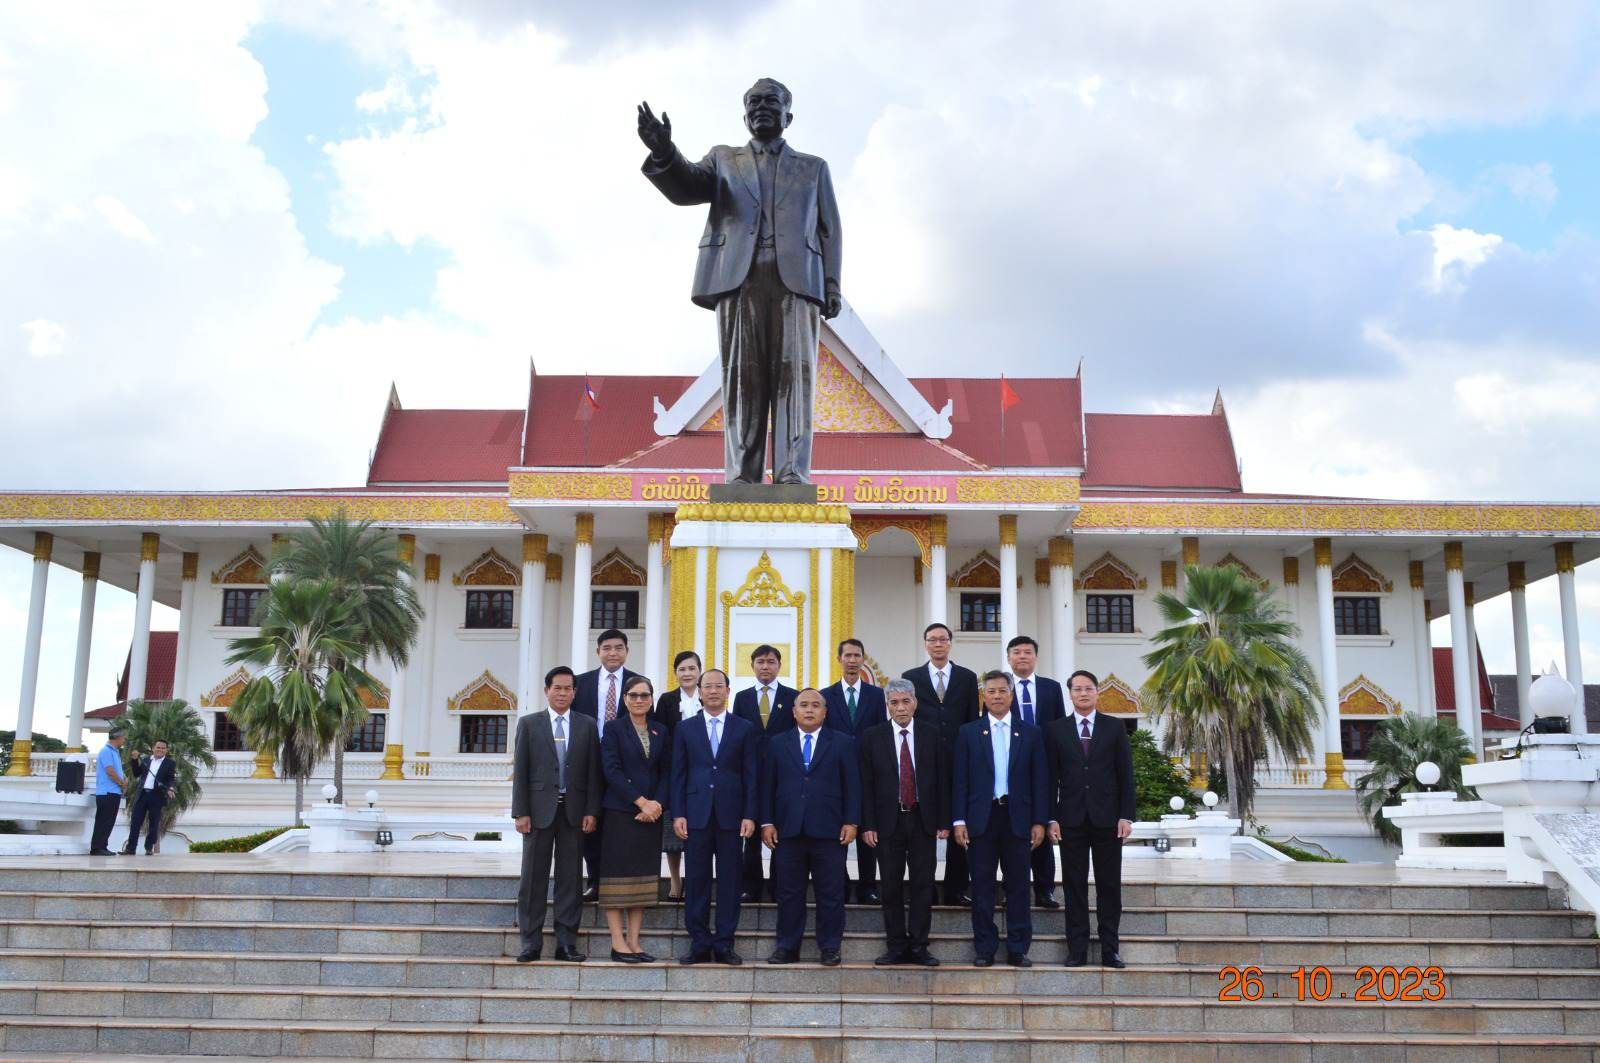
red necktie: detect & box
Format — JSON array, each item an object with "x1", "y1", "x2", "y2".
[
  {"x1": 1080, "y1": 717, "x2": 1092, "y2": 758},
  {"x1": 898, "y1": 729, "x2": 917, "y2": 809}
]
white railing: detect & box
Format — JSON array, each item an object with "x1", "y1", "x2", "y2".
[
  {"x1": 1255, "y1": 763, "x2": 1363, "y2": 789},
  {"x1": 405, "y1": 755, "x2": 512, "y2": 781},
  {"x1": 25, "y1": 752, "x2": 66, "y2": 778}
]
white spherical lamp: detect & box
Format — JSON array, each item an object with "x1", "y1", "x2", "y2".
[
  {"x1": 1202, "y1": 791, "x2": 1219, "y2": 808},
  {"x1": 1169, "y1": 795, "x2": 1185, "y2": 812},
  {"x1": 320, "y1": 783, "x2": 338, "y2": 803},
  {"x1": 1529, "y1": 669, "x2": 1578, "y2": 720},
  {"x1": 365, "y1": 789, "x2": 380, "y2": 808},
  {"x1": 1415, "y1": 761, "x2": 1441, "y2": 788}
]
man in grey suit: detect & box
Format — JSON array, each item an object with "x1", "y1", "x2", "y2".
[
  {"x1": 638, "y1": 77, "x2": 842, "y2": 485},
  {"x1": 512, "y1": 665, "x2": 601, "y2": 963}
]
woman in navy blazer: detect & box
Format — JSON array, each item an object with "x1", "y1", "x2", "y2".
[{"x1": 599, "y1": 675, "x2": 672, "y2": 962}]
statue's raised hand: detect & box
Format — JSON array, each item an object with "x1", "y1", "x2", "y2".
[{"x1": 637, "y1": 101, "x2": 673, "y2": 162}]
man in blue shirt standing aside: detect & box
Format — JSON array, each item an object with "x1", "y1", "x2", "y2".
[{"x1": 89, "y1": 730, "x2": 127, "y2": 855}]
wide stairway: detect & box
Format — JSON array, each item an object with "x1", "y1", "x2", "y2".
[{"x1": 0, "y1": 861, "x2": 1596, "y2": 1061}]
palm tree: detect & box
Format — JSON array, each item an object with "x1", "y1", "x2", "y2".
[
  {"x1": 1141, "y1": 564, "x2": 1322, "y2": 822},
  {"x1": 226, "y1": 579, "x2": 376, "y2": 826},
  {"x1": 269, "y1": 511, "x2": 422, "y2": 801},
  {"x1": 112, "y1": 698, "x2": 217, "y2": 845},
  {"x1": 1355, "y1": 714, "x2": 1476, "y2": 845}
]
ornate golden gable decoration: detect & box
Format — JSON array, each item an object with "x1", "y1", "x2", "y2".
[
  {"x1": 211, "y1": 547, "x2": 267, "y2": 586},
  {"x1": 851, "y1": 515, "x2": 933, "y2": 566},
  {"x1": 358, "y1": 679, "x2": 390, "y2": 711},
  {"x1": 1215, "y1": 552, "x2": 1270, "y2": 590},
  {"x1": 1338, "y1": 674, "x2": 1401, "y2": 717},
  {"x1": 1097, "y1": 674, "x2": 1142, "y2": 717},
  {"x1": 200, "y1": 668, "x2": 252, "y2": 708},
  {"x1": 1332, "y1": 554, "x2": 1392, "y2": 593},
  {"x1": 721, "y1": 552, "x2": 806, "y2": 680},
  {"x1": 704, "y1": 345, "x2": 903, "y2": 434},
  {"x1": 453, "y1": 548, "x2": 520, "y2": 587},
  {"x1": 951, "y1": 550, "x2": 1001, "y2": 589},
  {"x1": 447, "y1": 670, "x2": 516, "y2": 712},
  {"x1": 1075, "y1": 552, "x2": 1147, "y2": 591},
  {"x1": 591, "y1": 547, "x2": 646, "y2": 587}
]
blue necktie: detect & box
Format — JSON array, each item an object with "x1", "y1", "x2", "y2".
[
  {"x1": 802, "y1": 732, "x2": 813, "y2": 771},
  {"x1": 1020, "y1": 679, "x2": 1034, "y2": 725},
  {"x1": 708, "y1": 716, "x2": 721, "y2": 758}
]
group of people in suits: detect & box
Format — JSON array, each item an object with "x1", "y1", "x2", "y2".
[{"x1": 512, "y1": 625, "x2": 1136, "y2": 969}]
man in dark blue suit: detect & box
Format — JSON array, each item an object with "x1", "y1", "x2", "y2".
[
  {"x1": 670, "y1": 669, "x2": 758, "y2": 965},
  {"x1": 822, "y1": 638, "x2": 887, "y2": 903},
  {"x1": 759, "y1": 688, "x2": 860, "y2": 966},
  {"x1": 1006, "y1": 635, "x2": 1067, "y2": 908},
  {"x1": 731, "y1": 644, "x2": 798, "y2": 901},
  {"x1": 952, "y1": 670, "x2": 1049, "y2": 968},
  {"x1": 572, "y1": 628, "x2": 643, "y2": 899}
]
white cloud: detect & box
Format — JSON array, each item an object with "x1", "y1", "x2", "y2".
[
  {"x1": 19, "y1": 318, "x2": 65, "y2": 358},
  {"x1": 1490, "y1": 161, "x2": 1558, "y2": 208},
  {"x1": 92, "y1": 193, "x2": 155, "y2": 243},
  {"x1": 1425, "y1": 223, "x2": 1502, "y2": 294}
]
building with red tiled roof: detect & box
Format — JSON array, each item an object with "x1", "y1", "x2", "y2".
[{"x1": 85, "y1": 631, "x2": 178, "y2": 729}]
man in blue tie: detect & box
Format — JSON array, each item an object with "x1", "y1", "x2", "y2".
[
  {"x1": 952, "y1": 670, "x2": 1048, "y2": 968},
  {"x1": 760, "y1": 688, "x2": 860, "y2": 966},
  {"x1": 1005, "y1": 635, "x2": 1067, "y2": 909}
]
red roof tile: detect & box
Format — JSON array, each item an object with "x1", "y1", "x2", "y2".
[
  {"x1": 1432, "y1": 646, "x2": 1513, "y2": 729},
  {"x1": 89, "y1": 631, "x2": 178, "y2": 719},
  {"x1": 521, "y1": 375, "x2": 695, "y2": 468},
  {"x1": 909, "y1": 376, "x2": 1084, "y2": 469},
  {"x1": 368, "y1": 409, "x2": 525, "y2": 484},
  {"x1": 1082, "y1": 413, "x2": 1241, "y2": 491}
]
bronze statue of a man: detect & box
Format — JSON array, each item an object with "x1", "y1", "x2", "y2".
[{"x1": 638, "y1": 78, "x2": 842, "y2": 486}]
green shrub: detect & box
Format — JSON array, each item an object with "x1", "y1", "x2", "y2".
[
  {"x1": 1131, "y1": 728, "x2": 1197, "y2": 823},
  {"x1": 473, "y1": 831, "x2": 502, "y2": 841},
  {"x1": 1440, "y1": 832, "x2": 1503, "y2": 848},
  {"x1": 1261, "y1": 838, "x2": 1346, "y2": 863},
  {"x1": 188, "y1": 827, "x2": 292, "y2": 853},
  {"x1": 0, "y1": 820, "x2": 20, "y2": 834}
]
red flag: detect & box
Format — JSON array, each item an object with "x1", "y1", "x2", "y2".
[
  {"x1": 583, "y1": 376, "x2": 601, "y2": 411},
  {"x1": 999, "y1": 375, "x2": 1021, "y2": 412}
]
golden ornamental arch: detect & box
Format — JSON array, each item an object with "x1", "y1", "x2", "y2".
[
  {"x1": 851, "y1": 515, "x2": 933, "y2": 566},
  {"x1": 1075, "y1": 552, "x2": 1147, "y2": 591},
  {"x1": 453, "y1": 548, "x2": 520, "y2": 587},
  {"x1": 1338, "y1": 675, "x2": 1401, "y2": 717},
  {"x1": 951, "y1": 550, "x2": 1001, "y2": 589},
  {"x1": 591, "y1": 547, "x2": 646, "y2": 587},
  {"x1": 721, "y1": 552, "x2": 806, "y2": 682},
  {"x1": 211, "y1": 547, "x2": 267, "y2": 585},
  {"x1": 1097, "y1": 673, "x2": 1142, "y2": 717},
  {"x1": 447, "y1": 670, "x2": 516, "y2": 712},
  {"x1": 1332, "y1": 554, "x2": 1393, "y2": 594},
  {"x1": 200, "y1": 667, "x2": 252, "y2": 708},
  {"x1": 358, "y1": 679, "x2": 390, "y2": 711},
  {"x1": 1214, "y1": 552, "x2": 1270, "y2": 590}
]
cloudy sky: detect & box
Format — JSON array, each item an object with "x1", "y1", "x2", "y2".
[{"x1": 3, "y1": 1, "x2": 1599, "y2": 737}]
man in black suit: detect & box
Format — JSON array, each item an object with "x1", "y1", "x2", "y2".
[
  {"x1": 571, "y1": 628, "x2": 642, "y2": 899},
  {"x1": 512, "y1": 666, "x2": 602, "y2": 963},
  {"x1": 953, "y1": 671, "x2": 1049, "y2": 968},
  {"x1": 859, "y1": 677, "x2": 948, "y2": 966},
  {"x1": 1046, "y1": 669, "x2": 1136, "y2": 969},
  {"x1": 121, "y1": 740, "x2": 176, "y2": 855},
  {"x1": 822, "y1": 638, "x2": 887, "y2": 903},
  {"x1": 731, "y1": 643, "x2": 797, "y2": 901},
  {"x1": 671, "y1": 669, "x2": 758, "y2": 965},
  {"x1": 901, "y1": 623, "x2": 980, "y2": 905},
  {"x1": 760, "y1": 689, "x2": 859, "y2": 966},
  {"x1": 1006, "y1": 635, "x2": 1067, "y2": 908}
]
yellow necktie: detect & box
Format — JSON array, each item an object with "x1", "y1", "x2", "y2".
[{"x1": 759, "y1": 687, "x2": 772, "y2": 726}]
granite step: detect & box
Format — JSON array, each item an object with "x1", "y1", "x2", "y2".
[
  {"x1": 4, "y1": 949, "x2": 1598, "y2": 999},
  {"x1": 5, "y1": 980, "x2": 1600, "y2": 1036},
  {"x1": 2, "y1": 1015, "x2": 1599, "y2": 1061},
  {"x1": 3, "y1": 890, "x2": 1588, "y2": 938}
]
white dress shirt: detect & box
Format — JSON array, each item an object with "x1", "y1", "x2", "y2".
[
  {"x1": 596, "y1": 667, "x2": 626, "y2": 733},
  {"x1": 926, "y1": 661, "x2": 950, "y2": 691},
  {"x1": 1073, "y1": 709, "x2": 1098, "y2": 740},
  {"x1": 142, "y1": 756, "x2": 166, "y2": 791},
  {"x1": 893, "y1": 718, "x2": 917, "y2": 780}
]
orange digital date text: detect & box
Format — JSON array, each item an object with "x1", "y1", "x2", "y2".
[{"x1": 1216, "y1": 965, "x2": 1448, "y2": 1002}]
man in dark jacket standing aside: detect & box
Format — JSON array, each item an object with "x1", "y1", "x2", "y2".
[{"x1": 121, "y1": 739, "x2": 176, "y2": 855}]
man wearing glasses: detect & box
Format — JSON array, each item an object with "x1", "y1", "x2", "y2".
[{"x1": 901, "y1": 623, "x2": 980, "y2": 905}]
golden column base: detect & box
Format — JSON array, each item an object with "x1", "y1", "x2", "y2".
[
  {"x1": 1322, "y1": 751, "x2": 1351, "y2": 789},
  {"x1": 380, "y1": 744, "x2": 405, "y2": 781},
  {"x1": 4, "y1": 738, "x2": 32, "y2": 776},
  {"x1": 65, "y1": 746, "x2": 85, "y2": 754},
  {"x1": 1187, "y1": 751, "x2": 1208, "y2": 789},
  {"x1": 250, "y1": 747, "x2": 276, "y2": 779},
  {"x1": 1463, "y1": 753, "x2": 1477, "y2": 765}
]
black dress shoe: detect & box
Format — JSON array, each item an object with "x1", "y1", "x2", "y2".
[
  {"x1": 973, "y1": 955, "x2": 994, "y2": 968},
  {"x1": 714, "y1": 948, "x2": 742, "y2": 966},
  {"x1": 516, "y1": 947, "x2": 541, "y2": 963},
  {"x1": 1006, "y1": 953, "x2": 1033, "y2": 968},
  {"x1": 553, "y1": 945, "x2": 586, "y2": 962},
  {"x1": 1064, "y1": 955, "x2": 1089, "y2": 967},
  {"x1": 955, "y1": 891, "x2": 973, "y2": 906},
  {"x1": 767, "y1": 948, "x2": 799, "y2": 965},
  {"x1": 89, "y1": 849, "x2": 114, "y2": 856},
  {"x1": 581, "y1": 885, "x2": 599, "y2": 903},
  {"x1": 819, "y1": 949, "x2": 842, "y2": 967},
  {"x1": 913, "y1": 950, "x2": 941, "y2": 968},
  {"x1": 740, "y1": 890, "x2": 760, "y2": 904},
  {"x1": 679, "y1": 948, "x2": 714, "y2": 965},
  {"x1": 858, "y1": 888, "x2": 881, "y2": 905},
  {"x1": 1034, "y1": 892, "x2": 1061, "y2": 910},
  {"x1": 120, "y1": 848, "x2": 136, "y2": 856},
  {"x1": 610, "y1": 949, "x2": 643, "y2": 963},
  {"x1": 1102, "y1": 952, "x2": 1127, "y2": 969},
  {"x1": 874, "y1": 949, "x2": 908, "y2": 966}
]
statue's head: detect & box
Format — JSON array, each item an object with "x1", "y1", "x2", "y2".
[{"x1": 744, "y1": 78, "x2": 793, "y2": 142}]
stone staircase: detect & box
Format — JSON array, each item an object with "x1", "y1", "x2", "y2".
[{"x1": 0, "y1": 864, "x2": 1596, "y2": 1061}]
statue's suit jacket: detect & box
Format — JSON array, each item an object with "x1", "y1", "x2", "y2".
[
  {"x1": 642, "y1": 142, "x2": 841, "y2": 310},
  {"x1": 511, "y1": 710, "x2": 602, "y2": 831}
]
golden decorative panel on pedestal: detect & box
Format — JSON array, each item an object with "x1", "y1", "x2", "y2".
[
  {"x1": 1075, "y1": 552, "x2": 1146, "y2": 591},
  {"x1": 951, "y1": 551, "x2": 1001, "y2": 589},
  {"x1": 721, "y1": 551, "x2": 806, "y2": 683},
  {"x1": 1338, "y1": 675, "x2": 1401, "y2": 717},
  {"x1": 453, "y1": 548, "x2": 520, "y2": 587},
  {"x1": 591, "y1": 547, "x2": 646, "y2": 587},
  {"x1": 447, "y1": 671, "x2": 516, "y2": 712},
  {"x1": 200, "y1": 668, "x2": 252, "y2": 708},
  {"x1": 1331, "y1": 555, "x2": 1393, "y2": 593},
  {"x1": 211, "y1": 546, "x2": 267, "y2": 585},
  {"x1": 1097, "y1": 674, "x2": 1142, "y2": 717}
]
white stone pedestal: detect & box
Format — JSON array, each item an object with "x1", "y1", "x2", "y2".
[
  {"x1": 0, "y1": 788, "x2": 95, "y2": 855},
  {"x1": 1464, "y1": 734, "x2": 1600, "y2": 884},
  {"x1": 1382, "y1": 790, "x2": 1505, "y2": 871}
]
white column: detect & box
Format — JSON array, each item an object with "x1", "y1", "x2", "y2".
[
  {"x1": 1464, "y1": 582, "x2": 1483, "y2": 720},
  {"x1": 1048, "y1": 536, "x2": 1074, "y2": 678},
  {"x1": 1408, "y1": 561, "x2": 1433, "y2": 715},
  {"x1": 172, "y1": 552, "x2": 198, "y2": 704},
  {"x1": 65, "y1": 551, "x2": 100, "y2": 752},
  {"x1": 6, "y1": 532, "x2": 53, "y2": 776},
  {"x1": 519, "y1": 533, "x2": 547, "y2": 719},
  {"x1": 998, "y1": 515, "x2": 1018, "y2": 666},
  {"x1": 381, "y1": 534, "x2": 416, "y2": 778},
  {"x1": 644, "y1": 514, "x2": 667, "y2": 684},
  {"x1": 412, "y1": 554, "x2": 441, "y2": 757},
  {"x1": 544, "y1": 554, "x2": 563, "y2": 672},
  {"x1": 1508, "y1": 562, "x2": 1533, "y2": 729},
  {"x1": 928, "y1": 515, "x2": 947, "y2": 626},
  {"x1": 569, "y1": 514, "x2": 594, "y2": 673},
  {"x1": 1555, "y1": 543, "x2": 1587, "y2": 735},
  {"x1": 1443, "y1": 542, "x2": 1478, "y2": 755},
  {"x1": 126, "y1": 533, "x2": 160, "y2": 710},
  {"x1": 1312, "y1": 538, "x2": 1348, "y2": 788}
]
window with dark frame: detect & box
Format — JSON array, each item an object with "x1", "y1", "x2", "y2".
[
  {"x1": 1085, "y1": 593, "x2": 1135, "y2": 634},
  {"x1": 220, "y1": 588, "x2": 265, "y2": 627},
  {"x1": 212, "y1": 711, "x2": 245, "y2": 752},
  {"x1": 346, "y1": 713, "x2": 387, "y2": 754},
  {"x1": 1334, "y1": 596, "x2": 1382, "y2": 636},
  {"x1": 959, "y1": 592, "x2": 1002, "y2": 633},
  {"x1": 459, "y1": 714, "x2": 508, "y2": 754},
  {"x1": 590, "y1": 590, "x2": 640, "y2": 631},
  {"x1": 1340, "y1": 718, "x2": 1381, "y2": 759},
  {"x1": 465, "y1": 589, "x2": 514, "y2": 629}
]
